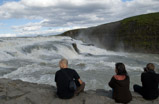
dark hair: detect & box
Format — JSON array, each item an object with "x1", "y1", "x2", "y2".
[{"x1": 115, "y1": 63, "x2": 128, "y2": 75}]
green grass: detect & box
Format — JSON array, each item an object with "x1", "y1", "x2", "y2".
[
  {"x1": 122, "y1": 12, "x2": 159, "y2": 25},
  {"x1": 119, "y1": 12, "x2": 159, "y2": 53}
]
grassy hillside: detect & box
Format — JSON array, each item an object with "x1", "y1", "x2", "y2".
[
  {"x1": 119, "y1": 12, "x2": 159, "y2": 53},
  {"x1": 61, "y1": 12, "x2": 159, "y2": 53}
]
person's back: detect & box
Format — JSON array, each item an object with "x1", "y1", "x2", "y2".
[
  {"x1": 109, "y1": 63, "x2": 132, "y2": 103},
  {"x1": 55, "y1": 59, "x2": 85, "y2": 99},
  {"x1": 109, "y1": 75, "x2": 132, "y2": 103},
  {"x1": 133, "y1": 63, "x2": 159, "y2": 100},
  {"x1": 141, "y1": 70, "x2": 159, "y2": 100},
  {"x1": 55, "y1": 68, "x2": 79, "y2": 99}
]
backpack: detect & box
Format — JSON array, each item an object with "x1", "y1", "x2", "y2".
[
  {"x1": 62, "y1": 70, "x2": 77, "y2": 92},
  {"x1": 69, "y1": 80, "x2": 77, "y2": 92}
]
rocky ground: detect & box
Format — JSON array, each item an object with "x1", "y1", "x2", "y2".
[{"x1": 0, "y1": 78, "x2": 159, "y2": 104}]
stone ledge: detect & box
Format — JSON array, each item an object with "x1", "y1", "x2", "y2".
[{"x1": 0, "y1": 78, "x2": 158, "y2": 104}]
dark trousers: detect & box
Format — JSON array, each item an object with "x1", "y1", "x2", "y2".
[
  {"x1": 74, "y1": 82, "x2": 85, "y2": 95},
  {"x1": 134, "y1": 84, "x2": 159, "y2": 100},
  {"x1": 133, "y1": 84, "x2": 143, "y2": 96}
]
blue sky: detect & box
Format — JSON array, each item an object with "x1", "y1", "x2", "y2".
[
  {"x1": 0, "y1": 18, "x2": 40, "y2": 33},
  {"x1": 0, "y1": 0, "x2": 159, "y2": 37},
  {"x1": 0, "y1": 0, "x2": 19, "y2": 5}
]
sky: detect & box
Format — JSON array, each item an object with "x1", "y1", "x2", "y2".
[{"x1": 0, "y1": 0, "x2": 159, "y2": 37}]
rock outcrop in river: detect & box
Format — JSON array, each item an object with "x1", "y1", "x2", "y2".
[
  {"x1": 0, "y1": 78, "x2": 159, "y2": 104},
  {"x1": 60, "y1": 12, "x2": 159, "y2": 54}
]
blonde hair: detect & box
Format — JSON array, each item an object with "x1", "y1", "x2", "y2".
[{"x1": 59, "y1": 58, "x2": 68, "y2": 68}]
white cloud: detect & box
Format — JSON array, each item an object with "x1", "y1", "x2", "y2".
[
  {"x1": 22, "y1": 26, "x2": 83, "y2": 36},
  {"x1": 0, "y1": 33, "x2": 17, "y2": 37},
  {"x1": 21, "y1": 0, "x2": 57, "y2": 7},
  {"x1": 11, "y1": 19, "x2": 84, "y2": 37},
  {"x1": 0, "y1": 0, "x2": 159, "y2": 37},
  {"x1": 12, "y1": 22, "x2": 42, "y2": 32}
]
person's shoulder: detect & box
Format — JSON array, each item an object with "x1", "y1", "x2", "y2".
[
  {"x1": 67, "y1": 68, "x2": 76, "y2": 72},
  {"x1": 67, "y1": 68, "x2": 74, "y2": 70},
  {"x1": 55, "y1": 69, "x2": 62, "y2": 75},
  {"x1": 126, "y1": 75, "x2": 130, "y2": 79},
  {"x1": 67, "y1": 68, "x2": 79, "y2": 76},
  {"x1": 112, "y1": 76, "x2": 116, "y2": 80},
  {"x1": 141, "y1": 72, "x2": 147, "y2": 75},
  {"x1": 155, "y1": 73, "x2": 159, "y2": 77},
  {"x1": 113, "y1": 75, "x2": 128, "y2": 80}
]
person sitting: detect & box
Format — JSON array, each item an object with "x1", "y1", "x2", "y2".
[
  {"x1": 109, "y1": 63, "x2": 132, "y2": 103},
  {"x1": 55, "y1": 58, "x2": 85, "y2": 99},
  {"x1": 133, "y1": 63, "x2": 159, "y2": 100}
]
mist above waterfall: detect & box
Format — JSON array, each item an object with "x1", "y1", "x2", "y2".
[{"x1": 0, "y1": 36, "x2": 159, "y2": 90}]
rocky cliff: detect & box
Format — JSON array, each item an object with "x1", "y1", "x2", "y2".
[
  {"x1": 0, "y1": 78, "x2": 159, "y2": 104},
  {"x1": 61, "y1": 12, "x2": 159, "y2": 53}
]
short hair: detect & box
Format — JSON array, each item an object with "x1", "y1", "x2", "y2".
[
  {"x1": 115, "y1": 63, "x2": 127, "y2": 75},
  {"x1": 146, "y1": 63, "x2": 155, "y2": 70},
  {"x1": 59, "y1": 58, "x2": 68, "y2": 66}
]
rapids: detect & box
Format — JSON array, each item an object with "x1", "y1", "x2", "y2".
[{"x1": 0, "y1": 36, "x2": 159, "y2": 90}]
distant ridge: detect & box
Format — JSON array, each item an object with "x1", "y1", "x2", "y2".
[{"x1": 60, "y1": 12, "x2": 159, "y2": 54}]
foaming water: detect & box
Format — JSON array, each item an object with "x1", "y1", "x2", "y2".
[{"x1": 0, "y1": 36, "x2": 159, "y2": 91}]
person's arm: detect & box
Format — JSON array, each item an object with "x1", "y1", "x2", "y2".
[
  {"x1": 108, "y1": 77, "x2": 115, "y2": 88},
  {"x1": 78, "y1": 79, "x2": 83, "y2": 85},
  {"x1": 141, "y1": 73, "x2": 144, "y2": 83},
  {"x1": 73, "y1": 70, "x2": 83, "y2": 84},
  {"x1": 55, "y1": 72, "x2": 58, "y2": 87},
  {"x1": 156, "y1": 74, "x2": 159, "y2": 82}
]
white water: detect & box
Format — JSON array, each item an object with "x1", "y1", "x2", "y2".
[{"x1": 0, "y1": 36, "x2": 159, "y2": 91}]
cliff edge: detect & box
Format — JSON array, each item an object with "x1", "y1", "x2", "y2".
[{"x1": 61, "y1": 12, "x2": 159, "y2": 53}]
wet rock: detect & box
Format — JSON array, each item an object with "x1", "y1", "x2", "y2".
[{"x1": 72, "y1": 43, "x2": 80, "y2": 54}]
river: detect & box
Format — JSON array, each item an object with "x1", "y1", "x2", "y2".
[{"x1": 0, "y1": 36, "x2": 159, "y2": 90}]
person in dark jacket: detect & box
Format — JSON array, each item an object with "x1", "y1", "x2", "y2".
[
  {"x1": 55, "y1": 58, "x2": 85, "y2": 99},
  {"x1": 109, "y1": 63, "x2": 132, "y2": 103},
  {"x1": 133, "y1": 63, "x2": 159, "y2": 100}
]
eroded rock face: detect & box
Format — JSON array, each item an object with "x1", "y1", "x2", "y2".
[
  {"x1": 0, "y1": 78, "x2": 159, "y2": 104},
  {"x1": 61, "y1": 12, "x2": 159, "y2": 54}
]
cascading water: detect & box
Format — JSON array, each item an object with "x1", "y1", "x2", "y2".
[{"x1": 0, "y1": 36, "x2": 159, "y2": 90}]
